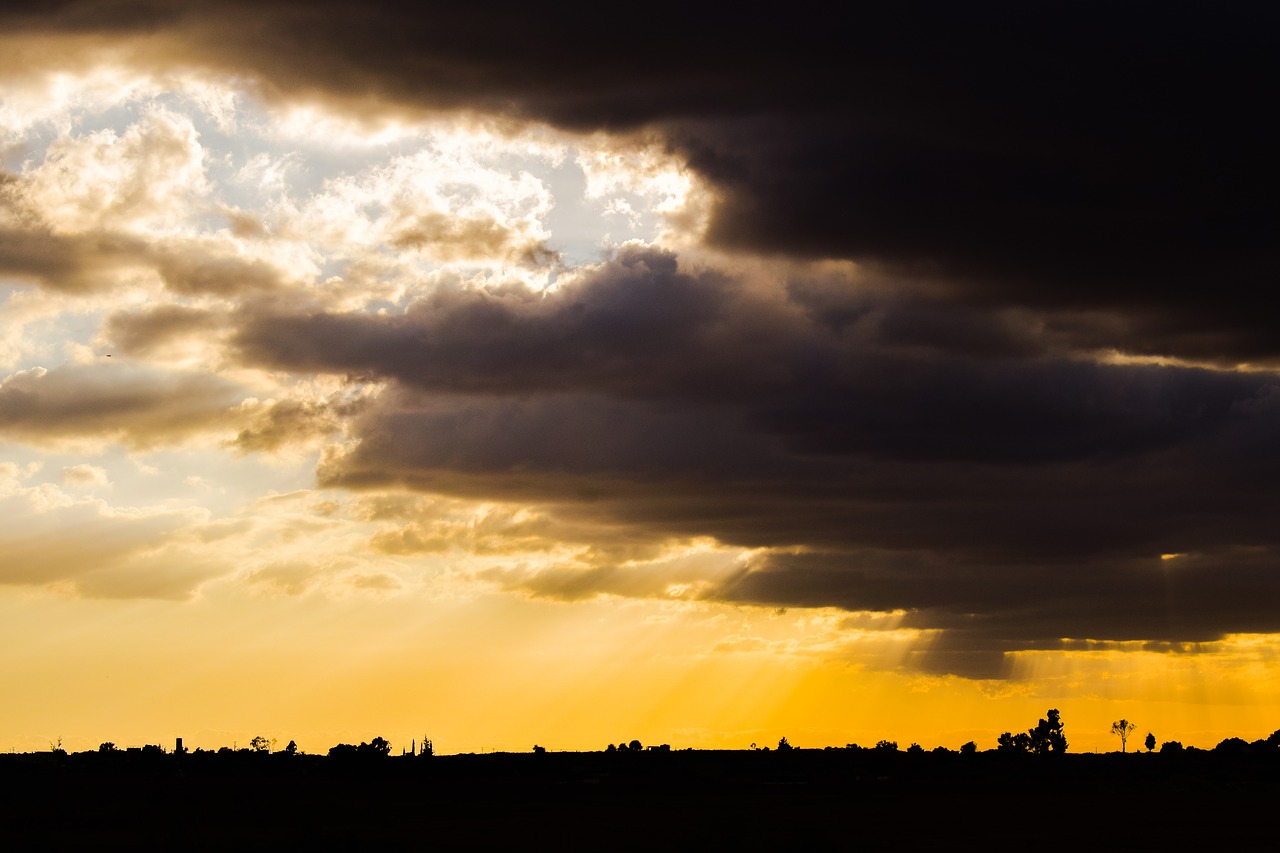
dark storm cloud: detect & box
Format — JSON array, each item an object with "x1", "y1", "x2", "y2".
[
  {"x1": 322, "y1": 375, "x2": 1280, "y2": 564},
  {"x1": 720, "y1": 547, "x2": 1280, "y2": 678},
  {"x1": 5, "y1": 1, "x2": 1275, "y2": 361},
  {"x1": 317, "y1": 371, "x2": 1280, "y2": 675},
  {"x1": 239, "y1": 247, "x2": 1277, "y2": 466},
  {"x1": 235, "y1": 247, "x2": 802, "y2": 401}
]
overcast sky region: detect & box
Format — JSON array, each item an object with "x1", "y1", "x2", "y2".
[{"x1": 2, "y1": 2, "x2": 1278, "y2": 753}]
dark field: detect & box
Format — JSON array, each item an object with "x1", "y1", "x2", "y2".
[{"x1": 2, "y1": 749, "x2": 1276, "y2": 850}]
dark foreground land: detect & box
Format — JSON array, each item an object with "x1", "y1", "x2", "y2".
[{"x1": 2, "y1": 748, "x2": 1277, "y2": 851}]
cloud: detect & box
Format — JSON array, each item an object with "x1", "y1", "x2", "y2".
[
  {"x1": 0, "y1": 218, "x2": 148, "y2": 294},
  {"x1": 715, "y1": 548, "x2": 1280, "y2": 678},
  {"x1": 103, "y1": 304, "x2": 228, "y2": 356},
  {"x1": 62, "y1": 463, "x2": 110, "y2": 487},
  {"x1": 1, "y1": 205, "x2": 285, "y2": 300},
  {"x1": 228, "y1": 396, "x2": 356, "y2": 455},
  {"x1": 239, "y1": 127, "x2": 570, "y2": 298},
  {"x1": 480, "y1": 544, "x2": 747, "y2": 604},
  {"x1": 0, "y1": 474, "x2": 224, "y2": 598},
  {"x1": 20, "y1": 106, "x2": 208, "y2": 234},
  {"x1": 0, "y1": 363, "x2": 246, "y2": 448},
  {"x1": 244, "y1": 560, "x2": 326, "y2": 596},
  {"x1": 150, "y1": 244, "x2": 286, "y2": 296},
  {"x1": 233, "y1": 245, "x2": 801, "y2": 399}
]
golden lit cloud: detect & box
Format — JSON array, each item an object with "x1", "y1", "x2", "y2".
[
  {"x1": 0, "y1": 471, "x2": 223, "y2": 597},
  {"x1": 0, "y1": 363, "x2": 247, "y2": 449},
  {"x1": 62, "y1": 463, "x2": 110, "y2": 488}
]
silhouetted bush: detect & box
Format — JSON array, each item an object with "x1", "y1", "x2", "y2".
[
  {"x1": 1214, "y1": 737, "x2": 1251, "y2": 755},
  {"x1": 328, "y1": 737, "x2": 391, "y2": 760}
]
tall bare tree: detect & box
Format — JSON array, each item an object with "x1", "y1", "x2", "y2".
[{"x1": 1111, "y1": 719, "x2": 1137, "y2": 752}]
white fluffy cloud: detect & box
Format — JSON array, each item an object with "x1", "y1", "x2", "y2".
[{"x1": 22, "y1": 107, "x2": 209, "y2": 235}]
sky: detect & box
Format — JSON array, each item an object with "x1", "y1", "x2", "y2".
[{"x1": 2, "y1": 1, "x2": 1279, "y2": 755}]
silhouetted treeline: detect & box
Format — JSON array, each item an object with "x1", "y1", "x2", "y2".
[
  {"x1": 12, "y1": 724, "x2": 1280, "y2": 765},
  {"x1": 4, "y1": 739, "x2": 1280, "y2": 851}
]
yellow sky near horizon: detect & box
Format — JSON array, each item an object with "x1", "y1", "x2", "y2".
[{"x1": 4, "y1": 566, "x2": 1280, "y2": 755}]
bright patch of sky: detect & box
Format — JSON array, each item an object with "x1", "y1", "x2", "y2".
[{"x1": 0, "y1": 67, "x2": 708, "y2": 603}]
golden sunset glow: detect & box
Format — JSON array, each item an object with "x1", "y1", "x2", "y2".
[{"x1": 3, "y1": 5, "x2": 1279, "y2": 760}]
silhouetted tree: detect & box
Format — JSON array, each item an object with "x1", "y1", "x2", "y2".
[
  {"x1": 98, "y1": 742, "x2": 117, "y2": 753},
  {"x1": 331, "y1": 737, "x2": 392, "y2": 759},
  {"x1": 874, "y1": 740, "x2": 898, "y2": 752},
  {"x1": 282, "y1": 740, "x2": 298, "y2": 756},
  {"x1": 777, "y1": 737, "x2": 793, "y2": 751},
  {"x1": 249, "y1": 735, "x2": 271, "y2": 753},
  {"x1": 1029, "y1": 709, "x2": 1068, "y2": 754},
  {"x1": 628, "y1": 739, "x2": 643, "y2": 752},
  {"x1": 1111, "y1": 719, "x2": 1137, "y2": 753},
  {"x1": 605, "y1": 743, "x2": 616, "y2": 753},
  {"x1": 419, "y1": 737, "x2": 433, "y2": 757},
  {"x1": 960, "y1": 741, "x2": 977, "y2": 755},
  {"x1": 906, "y1": 743, "x2": 924, "y2": 754},
  {"x1": 328, "y1": 743, "x2": 357, "y2": 759},
  {"x1": 1159, "y1": 740, "x2": 1183, "y2": 753},
  {"x1": 532, "y1": 744, "x2": 546, "y2": 754},
  {"x1": 997, "y1": 731, "x2": 1031, "y2": 753},
  {"x1": 1144, "y1": 732, "x2": 1156, "y2": 753}
]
